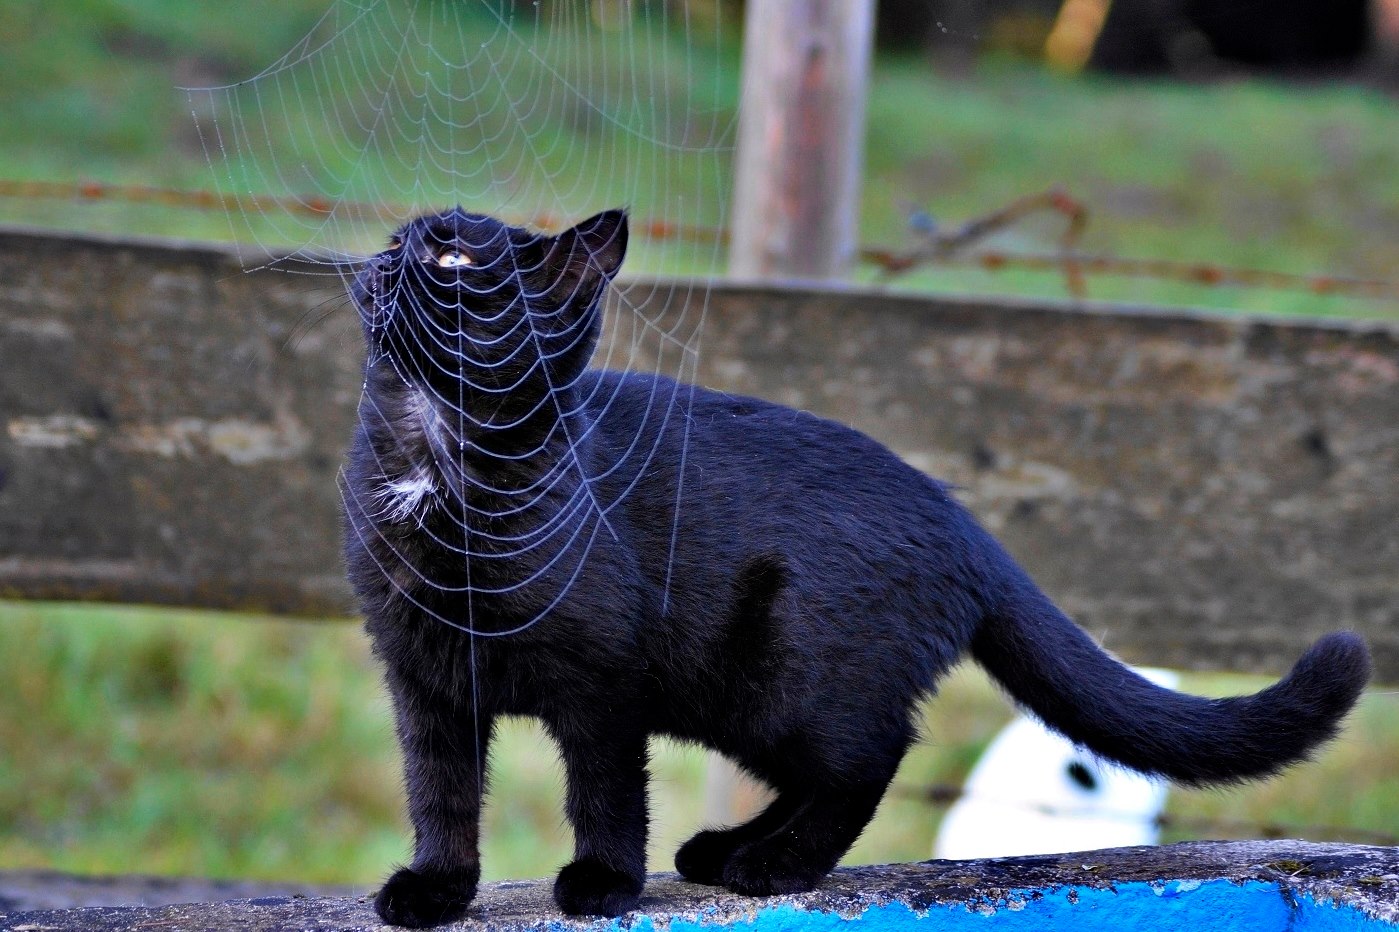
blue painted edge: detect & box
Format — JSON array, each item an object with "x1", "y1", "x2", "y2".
[{"x1": 572, "y1": 880, "x2": 1394, "y2": 932}]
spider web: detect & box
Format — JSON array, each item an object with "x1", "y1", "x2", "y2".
[{"x1": 187, "y1": 0, "x2": 736, "y2": 635}]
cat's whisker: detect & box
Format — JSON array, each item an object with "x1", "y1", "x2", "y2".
[{"x1": 282, "y1": 291, "x2": 355, "y2": 355}]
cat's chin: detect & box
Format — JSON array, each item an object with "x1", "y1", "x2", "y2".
[{"x1": 374, "y1": 864, "x2": 478, "y2": 928}]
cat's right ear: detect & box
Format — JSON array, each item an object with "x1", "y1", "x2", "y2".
[{"x1": 535, "y1": 208, "x2": 629, "y2": 306}]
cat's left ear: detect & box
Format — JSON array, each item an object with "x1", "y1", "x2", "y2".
[{"x1": 539, "y1": 208, "x2": 628, "y2": 304}]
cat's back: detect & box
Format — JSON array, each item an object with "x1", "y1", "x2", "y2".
[
  {"x1": 583, "y1": 367, "x2": 967, "y2": 556},
  {"x1": 586, "y1": 368, "x2": 939, "y2": 491}
]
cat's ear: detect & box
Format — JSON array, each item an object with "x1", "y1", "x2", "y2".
[{"x1": 537, "y1": 208, "x2": 628, "y2": 305}]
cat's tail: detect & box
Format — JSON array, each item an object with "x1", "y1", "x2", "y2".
[{"x1": 969, "y1": 570, "x2": 1371, "y2": 785}]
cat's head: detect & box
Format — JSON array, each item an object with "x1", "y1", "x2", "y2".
[{"x1": 352, "y1": 207, "x2": 628, "y2": 404}]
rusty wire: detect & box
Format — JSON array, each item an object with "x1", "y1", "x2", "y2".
[
  {"x1": 866, "y1": 186, "x2": 1089, "y2": 296},
  {"x1": 926, "y1": 250, "x2": 1399, "y2": 301},
  {"x1": 0, "y1": 179, "x2": 378, "y2": 220},
  {"x1": 0, "y1": 179, "x2": 728, "y2": 247},
  {"x1": 3, "y1": 178, "x2": 1397, "y2": 303}
]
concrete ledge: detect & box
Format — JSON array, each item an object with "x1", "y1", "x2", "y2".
[
  {"x1": 2, "y1": 841, "x2": 1396, "y2": 931},
  {"x1": 0, "y1": 868, "x2": 355, "y2": 913}
]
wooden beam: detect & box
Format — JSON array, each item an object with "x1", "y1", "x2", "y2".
[{"x1": 1, "y1": 227, "x2": 1396, "y2": 687}]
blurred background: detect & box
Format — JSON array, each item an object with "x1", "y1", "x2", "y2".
[{"x1": 1, "y1": 0, "x2": 1397, "y2": 892}]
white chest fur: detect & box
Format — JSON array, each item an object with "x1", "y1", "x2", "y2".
[
  {"x1": 374, "y1": 388, "x2": 447, "y2": 524},
  {"x1": 376, "y1": 467, "x2": 438, "y2": 524}
]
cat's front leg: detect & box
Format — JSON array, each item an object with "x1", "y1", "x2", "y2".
[
  {"x1": 376, "y1": 677, "x2": 495, "y2": 929},
  {"x1": 549, "y1": 711, "x2": 650, "y2": 917}
]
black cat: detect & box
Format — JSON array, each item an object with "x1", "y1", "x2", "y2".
[{"x1": 341, "y1": 207, "x2": 1371, "y2": 929}]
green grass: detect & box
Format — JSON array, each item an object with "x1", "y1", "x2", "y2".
[
  {"x1": 1, "y1": 3, "x2": 1397, "y2": 315},
  {"x1": 1, "y1": 601, "x2": 1394, "y2": 885},
  {"x1": 858, "y1": 62, "x2": 1399, "y2": 317},
  {"x1": 0, "y1": 601, "x2": 403, "y2": 883}
]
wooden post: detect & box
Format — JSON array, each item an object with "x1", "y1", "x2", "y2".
[
  {"x1": 727, "y1": 0, "x2": 875, "y2": 281},
  {"x1": 706, "y1": 0, "x2": 876, "y2": 826}
]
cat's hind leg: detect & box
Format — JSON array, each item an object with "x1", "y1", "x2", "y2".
[
  {"x1": 720, "y1": 765, "x2": 900, "y2": 897},
  {"x1": 674, "y1": 790, "x2": 802, "y2": 886},
  {"x1": 708, "y1": 717, "x2": 912, "y2": 899},
  {"x1": 678, "y1": 740, "x2": 905, "y2": 897}
]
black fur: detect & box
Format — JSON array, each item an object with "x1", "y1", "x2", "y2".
[{"x1": 342, "y1": 208, "x2": 1371, "y2": 927}]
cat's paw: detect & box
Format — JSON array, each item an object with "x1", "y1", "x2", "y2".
[
  {"x1": 374, "y1": 864, "x2": 478, "y2": 928},
  {"x1": 553, "y1": 856, "x2": 643, "y2": 917},
  {"x1": 721, "y1": 841, "x2": 825, "y2": 897},
  {"x1": 675, "y1": 828, "x2": 743, "y2": 886}
]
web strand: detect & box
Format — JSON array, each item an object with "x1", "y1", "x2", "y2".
[{"x1": 195, "y1": 1, "x2": 731, "y2": 636}]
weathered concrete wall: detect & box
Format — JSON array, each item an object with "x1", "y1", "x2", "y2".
[
  {"x1": 1, "y1": 841, "x2": 1397, "y2": 930},
  {"x1": 0, "y1": 228, "x2": 355, "y2": 615},
  {"x1": 1, "y1": 227, "x2": 1396, "y2": 680}
]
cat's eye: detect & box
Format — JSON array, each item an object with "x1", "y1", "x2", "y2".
[
  {"x1": 435, "y1": 249, "x2": 473, "y2": 269},
  {"x1": 386, "y1": 238, "x2": 403, "y2": 251}
]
